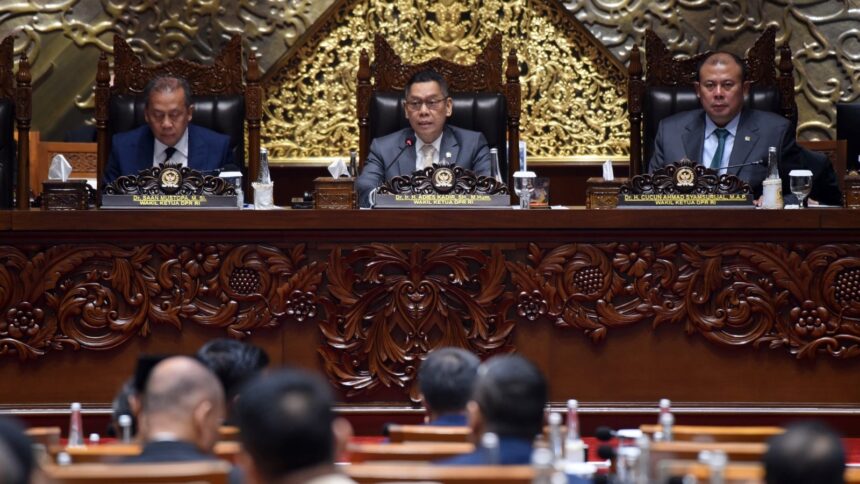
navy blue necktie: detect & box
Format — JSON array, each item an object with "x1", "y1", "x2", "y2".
[{"x1": 163, "y1": 146, "x2": 177, "y2": 163}]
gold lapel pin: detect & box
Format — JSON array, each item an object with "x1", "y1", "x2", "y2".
[{"x1": 744, "y1": 136, "x2": 751, "y2": 141}]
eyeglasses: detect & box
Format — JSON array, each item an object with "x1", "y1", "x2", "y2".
[{"x1": 404, "y1": 97, "x2": 448, "y2": 111}]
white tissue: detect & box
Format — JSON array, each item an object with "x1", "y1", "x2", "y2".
[
  {"x1": 602, "y1": 160, "x2": 614, "y2": 181},
  {"x1": 48, "y1": 154, "x2": 73, "y2": 182},
  {"x1": 328, "y1": 158, "x2": 349, "y2": 178}
]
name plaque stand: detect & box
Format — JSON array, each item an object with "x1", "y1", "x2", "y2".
[
  {"x1": 374, "y1": 165, "x2": 509, "y2": 209},
  {"x1": 101, "y1": 163, "x2": 238, "y2": 209},
  {"x1": 618, "y1": 159, "x2": 753, "y2": 207}
]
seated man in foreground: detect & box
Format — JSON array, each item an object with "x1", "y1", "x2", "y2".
[
  {"x1": 103, "y1": 75, "x2": 232, "y2": 184},
  {"x1": 763, "y1": 420, "x2": 845, "y2": 484},
  {"x1": 235, "y1": 368, "x2": 356, "y2": 484},
  {"x1": 649, "y1": 51, "x2": 840, "y2": 205},
  {"x1": 125, "y1": 356, "x2": 241, "y2": 484},
  {"x1": 418, "y1": 347, "x2": 480, "y2": 426},
  {"x1": 440, "y1": 354, "x2": 546, "y2": 466},
  {"x1": 355, "y1": 69, "x2": 492, "y2": 207}
]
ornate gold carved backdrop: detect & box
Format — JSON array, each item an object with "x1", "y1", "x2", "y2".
[
  {"x1": 262, "y1": 0, "x2": 629, "y2": 161},
  {"x1": 0, "y1": 1, "x2": 855, "y2": 144},
  {"x1": 564, "y1": 0, "x2": 860, "y2": 141}
]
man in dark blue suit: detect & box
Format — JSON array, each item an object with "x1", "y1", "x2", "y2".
[
  {"x1": 418, "y1": 347, "x2": 480, "y2": 426},
  {"x1": 103, "y1": 76, "x2": 231, "y2": 184},
  {"x1": 440, "y1": 354, "x2": 544, "y2": 466}
]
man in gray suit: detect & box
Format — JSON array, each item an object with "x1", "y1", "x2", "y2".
[
  {"x1": 355, "y1": 69, "x2": 491, "y2": 207},
  {"x1": 650, "y1": 52, "x2": 840, "y2": 204}
]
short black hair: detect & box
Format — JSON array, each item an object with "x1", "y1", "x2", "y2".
[
  {"x1": 472, "y1": 354, "x2": 547, "y2": 440},
  {"x1": 236, "y1": 368, "x2": 336, "y2": 480},
  {"x1": 144, "y1": 75, "x2": 193, "y2": 108},
  {"x1": 404, "y1": 69, "x2": 450, "y2": 98},
  {"x1": 0, "y1": 416, "x2": 33, "y2": 484},
  {"x1": 764, "y1": 421, "x2": 845, "y2": 484},
  {"x1": 419, "y1": 347, "x2": 480, "y2": 415},
  {"x1": 196, "y1": 338, "x2": 270, "y2": 401},
  {"x1": 696, "y1": 51, "x2": 748, "y2": 83}
]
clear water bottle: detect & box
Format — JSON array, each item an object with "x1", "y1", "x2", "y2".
[
  {"x1": 658, "y1": 398, "x2": 674, "y2": 442},
  {"x1": 489, "y1": 148, "x2": 503, "y2": 183},
  {"x1": 547, "y1": 412, "x2": 563, "y2": 463},
  {"x1": 482, "y1": 431, "x2": 500, "y2": 465},
  {"x1": 118, "y1": 414, "x2": 133, "y2": 443},
  {"x1": 565, "y1": 399, "x2": 585, "y2": 463},
  {"x1": 68, "y1": 402, "x2": 84, "y2": 447},
  {"x1": 258, "y1": 147, "x2": 271, "y2": 184}
]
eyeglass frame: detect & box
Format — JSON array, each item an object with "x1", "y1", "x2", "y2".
[{"x1": 403, "y1": 96, "x2": 451, "y2": 112}]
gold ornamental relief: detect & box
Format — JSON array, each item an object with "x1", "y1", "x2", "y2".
[
  {"x1": 565, "y1": 0, "x2": 860, "y2": 141},
  {"x1": 262, "y1": 0, "x2": 630, "y2": 163}
]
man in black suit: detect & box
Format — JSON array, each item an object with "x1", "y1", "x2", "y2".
[
  {"x1": 235, "y1": 368, "x2": 356, "y2": 484},
  {"x1": 124, "y1": 356, "x2": 240, "y2": 483}
]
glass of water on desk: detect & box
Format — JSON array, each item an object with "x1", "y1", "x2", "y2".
[
  {"x1": 789, "y1": 169, "x2": 813, "y2": 208},
  {"x1": 513, "y1": 171, "x2": 536, "y2": 209}
]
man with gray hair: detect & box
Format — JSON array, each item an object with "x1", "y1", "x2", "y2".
[
  {"x1": 104, "y1": 75, "x2": 232, "y2": 183},
  {"x1": 125, "y1": 356, "x2": 240, "y2": 483}
]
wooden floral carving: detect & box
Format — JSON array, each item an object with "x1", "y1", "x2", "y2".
[
  {"x1": 509, "y1": 242, "x2": 860, "y2": 359},
  {"x1": 0, "y1": 243, "x2": 325, "y2": 360},
  {"x1": 318, "y1": 243, "x2": 515, "y2": 400}
]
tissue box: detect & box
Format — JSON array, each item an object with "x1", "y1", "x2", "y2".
[
  {"x1": 42, "y1": 180, "x2": 89, "y2": 210},
  {"x1": 586, "y1": 177, "x2": 625, "y2": 209},
  {"x1": 313, "y1": 177, "x2": 355, "y2": 209}
]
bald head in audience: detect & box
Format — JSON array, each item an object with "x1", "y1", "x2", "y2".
[
  {"x1": 764, "y1": 420, "x2": 845, "y2": 484},
  {"x1": 140, "y1": 356, "x2": 225, "y2": 453},
  {"x1": 236, "y1": 368, "x2": 355, "y2": 484}
]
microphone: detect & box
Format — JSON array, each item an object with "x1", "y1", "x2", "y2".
[
  {"x1": 722, "y1": 158, "x2": 765, "y2": 169},
  {"x1": 383, "y1": 135, "x2": 415, "y2": 173}
]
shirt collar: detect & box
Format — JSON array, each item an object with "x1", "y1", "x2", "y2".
[
  {"x1": 705, "y1": 112, "x2": 741, "y2": 138},
  {"x1": 415, "y1": 132, "x2": 443, "y2": 155},
  {"x1": 153, "y1": 127, "x2": 190, "y2": 159}
]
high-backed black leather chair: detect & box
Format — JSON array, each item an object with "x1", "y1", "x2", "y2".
[
  {"x1": 358, "y1": 34, "x2": 520, "y2": 187},
  {"x1": 95, "y1": 35, "x2": 261, "y2": 199},
  {"x1": 836, "y1": 103, "x2": 860, "y2": 171},
  {"x1": 0, "y1": 35, "x2": 31, "y2": 209},
  {"x1": 628, "y1": 26, "x2": 796, "y2": 176}
]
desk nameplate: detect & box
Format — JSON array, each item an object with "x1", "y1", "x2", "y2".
[
  {"x1": 101, "y1": 194, "x2": 239, "y2": 209},
  {"x1": 619, "y1": 193, "x2": 754, "y2": 208},
  {"x1": 374, "y1": 193, "x2": 510, "y2": 209}
]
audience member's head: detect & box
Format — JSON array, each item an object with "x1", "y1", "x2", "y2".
[
  {"x1": 139, "y1": 356, "x2": 225, "y2": 453},
  {"x1": 418, "y1": 347, "x2": 480, "y2": 421},
  {"x1": 0, "y1": 416, "x2": 33, "y2": 484},
  {"x1": 196, "y1": 338, "x2": 270, "y2": 403},
  {"x1": 143, "y1": 75, "x2": 194, "y2": 147},
  {"x1": 764, "y1": 420, "x2": 845, "y2": 484},
  {"x1": 403, "y1": 69, "x2": 453, "y2": 144},
  {"x1": 468, "y1": 354, "x2": 547, "y2": 441},
  {"x1": 235, "y1": 368, "x2": 353, "y2": 484}
]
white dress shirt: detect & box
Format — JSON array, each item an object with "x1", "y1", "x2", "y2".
[
  {"x1": 415, "y1": 134, "x2": 442, "y2": 170},
  {"x1": 702, "y1": 113, "x2": 740, "y2": 174},
  {"x1": 153, "y1": 128, "x2": 190, "y2": 167}
]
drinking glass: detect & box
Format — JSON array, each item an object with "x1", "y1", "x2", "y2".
[
  {"x1": 513, "y1": 171, "x2": 536, "y2": 209},
  {"x1": 252, "y1": 181, "x2": 275, "y2": 210},
  {"x1": 789, "y1": 169, "x2": 812, "y2": 208}
]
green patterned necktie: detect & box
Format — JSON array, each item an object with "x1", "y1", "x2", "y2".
[{"x1": 710, "y1": 128, "x2": 729, "y2": 170}]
